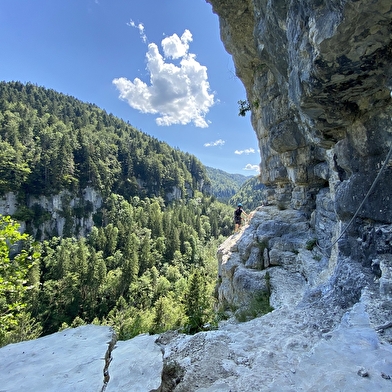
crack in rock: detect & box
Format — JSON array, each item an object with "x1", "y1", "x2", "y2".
[{"x1": 101, "y1": 329, "x2": 117, "y2": 392}]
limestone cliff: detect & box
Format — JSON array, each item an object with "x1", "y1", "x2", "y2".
[
  {"x1": 207, "y1": 0, "x2": 392, "y2": 329},
  {"x1": 0, "y1": 188, "x2": 102, "y2": 240},
  {"x1": 207, "y1": 0, "x2": 392, "y2": 220}
]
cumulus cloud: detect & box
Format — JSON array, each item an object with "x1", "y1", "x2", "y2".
[
  {"x1": 204, "y1": 139, "x2": 225, "y2": 147},
  {"x1": 243, "y1": 164, "x2": 260, "y2": 172},
  {"x1": 161, "y1": 29, "x2": 192, "y2": 59},
  {"x1": 234, "y1": 148, "x2": 255, "y2": 155},
  {"x1": 113, "y1": 27, "x2": 214, "y2": 128}
]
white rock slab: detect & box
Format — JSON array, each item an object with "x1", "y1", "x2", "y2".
[
  {"x1": 272, "y1": 301, "x2": 392, "y2": 391},
  {"x1": 0, "y1": 325, "x2": 114, "y2": 392},
  {"x1": 106, "y1": 334, "x2": 163, "y2": 392}
]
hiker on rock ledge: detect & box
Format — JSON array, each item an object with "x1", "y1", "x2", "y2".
[{"x1": 234, "y1": 203, "x2": 248, "y2": 233}]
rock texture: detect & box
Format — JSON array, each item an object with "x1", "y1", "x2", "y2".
[
  {"x1": 205, "y1": 0, "x2": 392, "y2": 339},
  {"x1": 0, "y1": 325, "x2": 163, "y2": 392},
  {"x1": 184, "y1": 0, "x2": 392, "y2": 389},
  {"x1": 157, "y1": 203, "x2": 391, "y2": 390},
  {"x1": 2, "y1": 303, "x2": 392, "y2": 391},
  {"x1": 0, "y1": 187, "x2": 102, "y2": 239},
  {"x1": 161, "y1": 297, "x2": 392, "y2": 391},
  {"x1": 0, "y1": 325, "x2": 114, "y2": 392},
  {"x1": 207, "y1": 0, "x2": 392, "y2": 220}
]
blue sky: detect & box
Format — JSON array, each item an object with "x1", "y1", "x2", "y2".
[{"x1": 0, "y1": 0, "x2": 260, "y2": 174}]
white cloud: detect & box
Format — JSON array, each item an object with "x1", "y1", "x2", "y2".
[
  {"x1": 235, "y1": 148, "x2": 255, "y2": 155},
  {"x1": 243, "y1": 164, "x2": 260, "y2": 172},
  {"x1": 161, "y1": 29, "x2": 192, "y2": 59},
  {"x1": 113, "y1": 28, "x2": 214, "y2": 128},
  {"x1": 127, "y1": 20, "x2": 147, "y2": 43},
  {"x1": 204, "y1": 139, "x2": 225, "y2": 147}
]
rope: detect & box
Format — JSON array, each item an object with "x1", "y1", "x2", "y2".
[{"x1": 317, "y1": 143, "x2": 392, "y2": 253}]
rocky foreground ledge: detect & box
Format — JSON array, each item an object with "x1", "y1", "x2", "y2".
[
  {"x1": 1, "y1": 208, "x2": 392, "y2": 391},
  {"x1": 1, "y1": 300, "x2": 392, "y2": 391}
]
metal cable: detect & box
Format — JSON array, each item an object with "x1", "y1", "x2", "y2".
[{"x1": 317, "y1": 143, "x2": 392, "y2": 253}]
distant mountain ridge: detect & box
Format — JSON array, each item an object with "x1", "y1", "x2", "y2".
[{"x1": 205, "y1": 166, "x2": 251, "y2": 203}]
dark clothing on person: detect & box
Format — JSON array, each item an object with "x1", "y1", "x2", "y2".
[{"x1": 234, "y1": 207, "x2": 243, "y2": 225}]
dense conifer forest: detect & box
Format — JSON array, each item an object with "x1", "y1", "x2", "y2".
[
  {"x1": 0, "y1": 81, "x2": 209, "y2": 200},
  {"x1": 230, "y1": 176, "x2": 266, "y2": 212},
  {"x1": 205, "y1": 166, "x2": 251, "y2": 203},
  {"x1": 0, "y1": 81, "x2": 238, "y2": 347}
]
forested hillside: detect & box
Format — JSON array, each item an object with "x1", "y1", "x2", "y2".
[
  {"x1": 0, "y1": 81, "x2": 209, "y2": 201},
  {"x1": 0, "y1": 81, "x2": 235, "y2": 347},
  {"x1": 205, "y1": 166, "x2": 250, "y2": 203},
  {"x1": 230, "y1": 176, "x2": 266, "y2": 211}
]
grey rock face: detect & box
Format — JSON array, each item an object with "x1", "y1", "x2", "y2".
[
  {"x1": 218, "y1": 206, "x2": 318, "y2": 311},
  {"x1": 208, "y1": 0, "x2": 392, "y2": 220},
  {"x1": 207, "y1": 0, "x2": 392, "y2": 318},
  {"x1": 3, "y1": 3, "x2": 392, "y2": 391},
  {"x1": 200, "y1": 1, "x2": 392, "y2": 389}
]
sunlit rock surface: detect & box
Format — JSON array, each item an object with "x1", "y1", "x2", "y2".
[
  {"x1": 2, "y1": 300, "x2": 392, "y2": 391},
  {"x1": 0, "y1": 326, "x2": 162, "y2": 392},
  {"x1": 207, "y1": 0, "x2": 392, "y2": 217}
]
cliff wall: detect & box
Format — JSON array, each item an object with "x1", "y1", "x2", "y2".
[
  {"x1": 208, "y1": 0, "x2": 392, "y2": 216},
  {"x1": 207, "y1": 0, "x2": 392, "y2": 318}
]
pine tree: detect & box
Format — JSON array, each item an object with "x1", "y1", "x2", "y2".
[{"x1": 185, "y1": 269, "x2": 209, "y2": 334}]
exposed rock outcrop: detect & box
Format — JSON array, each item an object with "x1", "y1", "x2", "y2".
[
  {"x1": 206, "y1": 0, "x2": 392, "y2": 335},
  {"x1": 3, "y1": 301, "x2": 392, "y2": 391},
  {"x1": 0, "y1": 187, "x2": 102, "y2": 239},
  {"x1": 181, "y1": 0, "x2": 392, "y2": 389},
  {"x1": 207, "y1": 0, "x2": 392, "y2": 221},
  {"x1": 0, "y1": 325, "x2": 163, "y2": 392}
]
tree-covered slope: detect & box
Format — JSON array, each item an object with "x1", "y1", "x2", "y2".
[
  {"x1": 230, "y1": 176, "x2": 266, "y2": 211},
  {"x1": 0, "y1": 81, "x2": 239, "y2": 346},
  {"x1": 0, "y1": 81, "x2": 210, "y2": 200},
  {"x1": 205, "y1": 166, "x2": 250, "y2": 202}
]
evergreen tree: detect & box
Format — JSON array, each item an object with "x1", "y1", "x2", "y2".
[{"x1": 185, "y1": 269, "x2": 209, "y2": 334}]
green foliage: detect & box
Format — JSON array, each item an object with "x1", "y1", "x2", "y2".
[
  {"x1": 184, "y1": 269, "x2": 211, "y2": 334},
  {"x1": 12, "y1": 206, "x2": 34, "y2": 222},
  {"x1": 230, "y1": 176, "x2": 266, "y2": 211},
  {"x1": 238, "y1": 100, "x2": 252, "y2": 117},
  {"x1": 0, "y1": 81, "x2": 247, "y2": 342},
  {"x1": 237, "y1": 99, "x2": 259, "y2": 117},
  {"x1": 0, "y1": 215, "x2": 41, "y2": 347},
  {"x1": 306, "y1": 238, "x2": 317, "y2": 251},
  {"x1": 0, "y1": 141, "x2": 31, "y2": 194},
  {"x1": 205, "y1": 166, "x2": 250, "y2": 203},
  {"x1": 235, "y1": 272, "x2": 273, "y2": 322},
  {"x1": 24, "y1": 194, "x2": 229, "y2": 338},
  {"x1": 235, "y1": 291, "x2": 273, "y2": 322},
  {"x1": 0, "y1": 81, "x2": 210, "y2": 202}
]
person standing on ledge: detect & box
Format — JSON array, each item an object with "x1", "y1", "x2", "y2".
[{"x1": 234, "y1": 203, "x2": 248, "y2": 233}]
